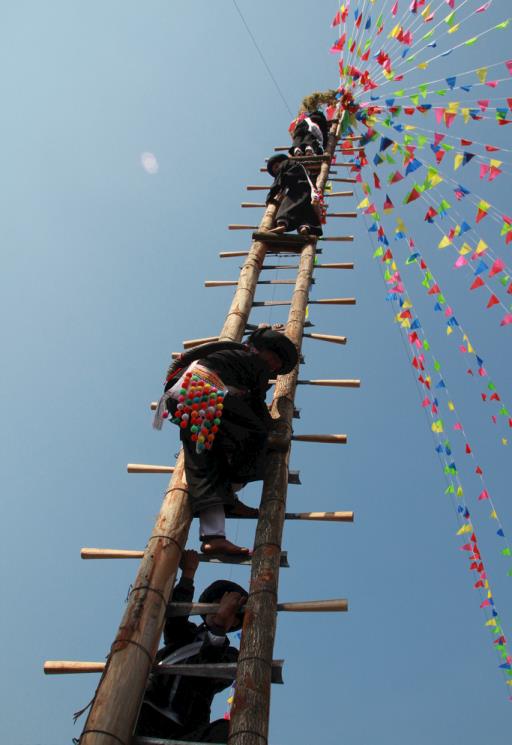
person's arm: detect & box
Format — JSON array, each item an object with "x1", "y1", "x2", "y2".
[{"x1": 163, "y1": 550, "x2": 200, "y2": 644}]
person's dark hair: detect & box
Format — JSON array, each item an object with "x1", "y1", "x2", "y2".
[
  {"x1": 246, "y1": 327, "x2": 298, "y2": 375},
  {"x1": 266, "y1": 153, "x2": 288, "y2": 177},
  {"x1": 198, "y1": 580, "x2": 248, "y2": 631}
]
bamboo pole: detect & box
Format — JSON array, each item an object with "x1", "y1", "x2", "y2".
[
  {"x1": 79, "y1": 198, "x2": 280, "y2": 745},
  {"x1": 229, "y1": 116, "x2": 343, "y2": 745}
]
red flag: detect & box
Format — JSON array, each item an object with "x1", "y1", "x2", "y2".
[
  {"x1": 486, "y1": 294, "x2": 499, "y2": 308},
  {"x1": 470, "y1": 277, "x2": 484, "y2": 290}
]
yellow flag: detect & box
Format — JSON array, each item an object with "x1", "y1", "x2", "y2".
[
  {"x1": 358, "y1": 197, "x2": 370, "y2": 209},
  {"x1": 448, "y1": 401, "x2": 455, "y2": 411},
  {"x1": 476, "y1": 67, "x2": 488, "y2": 83},
  {"x1": 485, "y1": 619, "x2": 497, "y2": 627},
  {"x1": 475, "y1": 239, "x2": 488, "y2": 255},
  {"x1": 461, "y1": 108, "x2": 470, "y2": 123},
  {"x1": 459, "y1": 242, "x2": 472, "y2": 255},
  {"x1": 448, "y1": 23, "x2": 460, "y2": 33},
  {"x1": 438, "y1": 235, "x2": 452, "y2": 249},
  {"x1": 454, "y1": 153, "x2": 463, "y2": 170},
  {"x1": 490, "y1": 510, "x2": 498, "y2": 519},
  {"x1": 490, "y1": 159, "x2": 503, "y2": 168},
  {"x1": 418, "y1": 62, "x2": 429, "y2": 70},
  {"x1": 456, "y1": 524, "x2": 473, "y2": 535}
]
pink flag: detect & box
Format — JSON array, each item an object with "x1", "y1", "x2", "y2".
[
  {"x1": 476, "y1": 2, "x2": 492, "y2": 11},
  {"x1": 392, "y1": 1, "x2": 399, "y2": 15},
  {"x1": 478, "y1": 489, "x2": 490, "y2": 501},
  {"x1": 500, "y1": 313, "x2": 512, "y2": 326},
  {"x1": 506, "y1": 60, "x2": 512, "y2": 75},
  {"x1": 489, "y1": 258, "x2": 505, "y2": 277}
]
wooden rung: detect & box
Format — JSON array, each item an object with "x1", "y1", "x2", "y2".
[
  {"x1": 327, "y1": 191, "x2": 354, "y2": 197},
  {"x1": 304, "y1": 332, "x2": 347, "y2": 345},
  {"x1": 292, "y1": 434, "x2": 347, "y2": 444},
  {"x1": 325, "y1": 212, "x2": 358, "y2": 219},
  {"x1": 228, "y1": 225, "x2": 259, "y2": 230},
  {"x1": 127, "y1": 464, "x2": 175, "y2": 474},
  {"x1": 253, "y1": 298, "x2": 355, "y2": 307},
  {"x1": 311, "y1": 297, "x2": 356, "y2": 305},
  {"x1": 241, "y1": 202, "x2": 265, "y2": 208},
  {"x1": 80, "y1": 548, "x2": 290, "y2": 568},
  {"x1": 288, "y1": 470, "x2": 301, "y2": 484},
  {"x1": 315, "y1": 263, "x2": 353, "y2": 269},
  {"x1": 246, "y1": 185, "x2": 271, "y2": 190},
  {"x1": 220, "y1": 248, "x2": 323, "y2": 258},
  {"x1": 252, "y1": 231, "x2": 310, "y2": 248},
  {"x1": 259, "y1": 167, "x2": 338, "y2": 174},
  {"x1": 260, "y1": 264, "x2": 299, "y2": 270},
  {"x1": 205, "y1": 279, "x2": 298, "y2": 288},
  {"x1": 229, "y1": 510, "x2": 354, "y2": 522},
  {"x1": 330, "y1": 177, "x2": 357, "y2": 184},
  {"x1": 167, "y1": 598, "x2": 348, "y2": 617},
  {"x1": 134, "y1": 738, "x2": 225, "y2": 745},
  {"x1": 319, "y1": 236, "x2": 354, "y2": 242},
  {"x1": 270, "y1": 378, "x2": 358, "y2": 387},
  {"x1": 297, "y1": 379, "x2": 360, "y2": 388},
  {"x1": 44, "y1": 660, "x2": 284, "y2": 684},
  {"x1": 219, "y1": 251, "x2": 251, "y2": 258}
]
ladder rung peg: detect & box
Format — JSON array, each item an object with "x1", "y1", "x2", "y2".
[
  {"x1": 319, "y1": 236, "x2": 354, "y2": 242},
  {"x1": 326, "y1": 191, "x2": 354, "y2": 197},
  {"x1": 228, "y1": 225, "x2": 258, "y2": 230},
  {"x1": 304, "y1": 332, "x2": 347, "y2": 345},
  {"x1": 204, "y1": 281, "x2": 237, "y2": 287},
  {"x1": 246, "y1": 185, "x2": 271, "y2": 190},
  {"x1": 326, "y1": 212, "x2": 358, "y2": 219},
  {"x1": 219, "y1": 251, "x2": 250, "y2": 258},
  {"x1": 80, "y1": 548, "x2": 290, "y2": 568},
  {"x1": 166, "y1": 598, "x2": 348, "y2": 616},
  {"x1": 241, "y1": 202, "x2": 265, "y2": 208},
  {"x1": 183, "y1": 335, "x2": 220, "y2": 348},
  {"x1": 310, "y1": 297, "x2": 356, "y2": 305},
  {"x1": 330, "y1": 177, "x2": 357, "y2": 184},
  {"x1": 292, "y1": 434, "x2": 347, "y2": 444},
  {"x1": 228, "y1": 510, "x2": 354, "y2": 522},
  {"x1": 297, "y1": 379, "x2": 360, "y2": 388},
  {"x1": 315, "y1": 263, "x2": 354, "y2": 269},
  {"x1": 127, "y1": 464, "x2": 175, "y2": 474},
  {"x1": 44, "y1": 660, "x2": 284, "y2": 684}
]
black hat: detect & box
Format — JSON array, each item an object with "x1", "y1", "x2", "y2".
[
  {"x1": 198, "y1": 580, "x2": 248, "y2": 631},
  {"x1": 266, "y1": 153, "x2": 288, "y2": 176},
  {"x1": 247, "y1": 328, "x2": 299, "y2": 375}
]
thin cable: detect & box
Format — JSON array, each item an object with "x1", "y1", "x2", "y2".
[{"x1": 231, "y1": 0, "x2": 294, "y2": 117}]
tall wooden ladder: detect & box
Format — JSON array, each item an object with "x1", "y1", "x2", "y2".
[{"x1": 44, "y1": 111, "x2": 360, "y2": 745}]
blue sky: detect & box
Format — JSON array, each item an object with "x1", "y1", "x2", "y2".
[{"x1": 1, "y1": 2, "x2": 511, "y2": 743}]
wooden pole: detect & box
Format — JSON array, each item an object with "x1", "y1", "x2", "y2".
[
  {"x1": 292, "y1": 433, "x2": 348, "y2": 444},
  {"x1": 229, "y1": 116, "x2": 343, "y2": 745},
  {"x1": 80, "y1": 197, "x2": 280, "y2": 745}
]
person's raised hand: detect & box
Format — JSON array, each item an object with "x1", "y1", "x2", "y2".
[{"x1": 180, "y1": 549, "x2": 200, "y2": 579}]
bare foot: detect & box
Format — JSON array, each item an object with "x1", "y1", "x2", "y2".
[
  {"x1": 201, "y1": 537, "x2": 251, "y2": 556},
  {"x1": 298, "y1": 225, "x2": 310, "y2": 236},
  {"x1": 268, "y1": 224, "x2": 287, "y2": 234}
]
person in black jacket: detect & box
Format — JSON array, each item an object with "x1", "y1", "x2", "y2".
[
  {"x1": 156, "y1": 327, "x2": 298, "y2": 556},
  {"x1": 135, "y1": 550, "x2": 248, "y2": 743},
  {"x1": 266, "y1": 154, "x2": 323, "y2": 237},
  {"x1": 289, "y1": 110, "x2": 329, "y2": 156}
]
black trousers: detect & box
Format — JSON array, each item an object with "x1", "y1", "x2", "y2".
[
  {"x1": 136, "y1": 703, "x2": 229, "y2": 742},
  {"x1": 169, "y1": 396, "x2": 268, "y2": 514}
]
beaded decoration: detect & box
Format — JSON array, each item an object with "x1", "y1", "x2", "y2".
[{"x1": 170, "y1": 369, "x2": 225, "y2": 454}]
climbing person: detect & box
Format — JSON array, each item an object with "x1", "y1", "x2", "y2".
[
  {"x1": 153, "y1": 326, "x2": 298, "y2": 556},
  {"x1": 135, "y1": 549, "x2": 248, "y2": 744},
  {"x1": 288, "y1": 109, "x2": 329, "y2": 156},
  {"x1": 265, "y1": 154, "x2": 323, "y2": 237}
]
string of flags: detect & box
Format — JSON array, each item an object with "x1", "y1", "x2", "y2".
[{"x1": 322, "y1": 0, "x2": 512, "y2": 698}]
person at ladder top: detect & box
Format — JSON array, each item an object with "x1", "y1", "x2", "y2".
[
  {"x1": 135, "y1": 549, "x2": 247, "y2": 743},
  {"x1": 265, "y1": 153, "x2": 324, "y2": 237},
  {"x1": 288, "y1": 109, "x2": 329, "y2": 156},
  {"x1": 153, "y1": 326, "x2": 298, "y2": 556}
]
